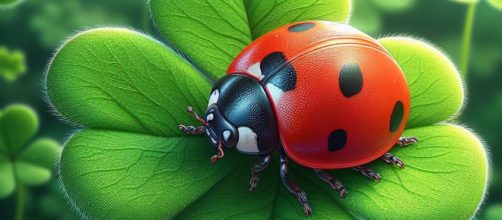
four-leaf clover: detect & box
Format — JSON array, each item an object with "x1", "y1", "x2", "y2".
[{"x1": 45, "y1": 0, "x2": 488, "y2": 219}]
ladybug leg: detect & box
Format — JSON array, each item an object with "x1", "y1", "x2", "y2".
[
  {"x1": 352, "y1": 166, "x2": 381, "y2": 182},
  {"x1": 249, "y1": 154, "x2": 271, "y2": 191},
  {"x1": 381, "y1": 153, "x2": 405, "y2": 168},
  {"x1": 177, "y1": 125, "x2": 205, "y2": 135},
  {"x1": 280, "y1": 149, "x2": 312, "y2": 216},
  {"x1": 397, "y1": 136, "x2": 418, "y2": 146},
  {"x1": 313, "y1": 169, "x2": 347, "y2": 198}
]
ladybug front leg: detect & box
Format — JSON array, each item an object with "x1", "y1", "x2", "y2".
[
  {"x1": 177, "y1": 106, "x2": 208, "y2": 135},
  {"x1": 279, "y1": 149, "x2": 312, "y2": 216},
  {"x1": 313, "y1": 169, "x2": 347, "y2": 198},
  {"x1": 249, "y1": 154, "x2": 271, "y2": 191},
  {"x1": 352, "y1": 165, "x2": 381, "y2": 182},
  {"x1": 177, "y1": 125, "x2": 205, "y2": 135}
]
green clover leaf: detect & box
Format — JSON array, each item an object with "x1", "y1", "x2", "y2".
[
  {"x1": 0, "y1": 46, "x2": 27, "y2": 83},
  {"x1": 44, "y1": 0, "x2": 488, "y2": 219},
  {"x1": 0, "y1": 104, "x2": 61, "y2": 198},
  {"x1": 150, "y1": 0, "x2": 351, "y2": 79},
  {"x1": 379, "y1": 37, "x2": 464, "y2": 128}
]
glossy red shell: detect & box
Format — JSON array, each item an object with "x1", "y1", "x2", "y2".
[{"x1": 227, "y1": 21, "x2": 410, "y2": 169}]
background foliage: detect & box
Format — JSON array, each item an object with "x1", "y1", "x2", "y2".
[
  {"x1": 0, "y1": 46, "x2": 26, "y2": 82},
  {"x1": 0, "y1": 0, "x2": 500, "y2": 219}
]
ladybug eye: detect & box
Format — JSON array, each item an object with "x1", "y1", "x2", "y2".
[
  {"x1": 206, "y1": 113, "x2": 214, "y2": 121},
  {"x1": 223, "y1": 130, "x2": 231, "y2": 142},
  {"x1": 208, "y1": 89, "x2": 219, "y2": 107}
]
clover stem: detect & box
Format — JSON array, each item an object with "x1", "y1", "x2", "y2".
[
  {"x1": 460, "y1": 3, "x2": 477, "y2": 78},
  {"x1": 14, "y1": 185, "x2": 24, "y2": 220}
]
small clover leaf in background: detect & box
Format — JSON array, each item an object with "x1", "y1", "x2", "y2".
[
  {"x1": 484, "y1": 204, "x2": 502, "y2": 220},
  {"x1": 349, "y1": 0, "x2": 382, "y2": 35},
  {"x1": 488, "y1": 0, "x2": 502, "y2": 10},
  {"x1": 450, "y1": 0, "x2": 480, "y2": 4},
  {"x1": 29, "y1": 0, "x2": 107, "y2": 48},
  {"x1": 0, "y1": 47, "x2": 27, "y2": 83},
  {"x1": 38, "y1": 182, "x2": 77, "y2": 220},
  {"x1": 349, "y1": 0, "x2": 415, "y2": 35},
  {"x1": 369, "y1": 0, "x2": 415, "y2": 13},
  {"x1": 44, "y1": 0, "x2": 488, "y2": 219},
  {"x1": 0, "y1": 0, "x2": 22, "y2": 9},
  {"x1": 0, "y1": 104, "x2": 61, "y2": 219},
  {"x1": 29, "y1": 0, "x2": 131, "y2": 48}
]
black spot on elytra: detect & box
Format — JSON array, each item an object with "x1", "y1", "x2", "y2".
[
  {"x1": 328, "y1": 129, "x2": 347, "y2": 152},
  {"x1": 261, "y1": 52, "x2": 297, "y2": 91},
  {"x1": 288, "y1": 22, "x2": 315, "y2": 32},
  {"x1": 260, "y1": 52, "x2": 288, "y2": 77},
  {"x1": 390, "y1": 101, "x2": 404, "y2": 132},
  {"x1": 339, "y1": 63, "x2": 363, "y2": 97}
]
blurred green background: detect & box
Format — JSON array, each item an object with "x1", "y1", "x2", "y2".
[{"x1": 0, "y1": 0, "x2": 500, "y2": 219}]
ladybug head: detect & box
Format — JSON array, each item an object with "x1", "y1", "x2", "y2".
[
  {"x1": 204, "y1": 103, "x2": 238, "y2": 149},
  {"x1": 179, "y1": 74, "x2": 278, "y2": 162},
  {"x1": 178, "y1": 102, "x2": 238, "y2": 163}
]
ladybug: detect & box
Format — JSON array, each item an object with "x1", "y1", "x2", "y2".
[{"x1": 178, "y1": 21, "x2": 418, "y2": 216}]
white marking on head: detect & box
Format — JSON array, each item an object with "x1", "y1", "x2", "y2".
[
  {"x1": 208, "y1": 89, "x2": 219, "y2": 107},
  {"x1": 210, "y1": 136, "x2": 217, "y2": 144},
  {"x1": 206, "y1": 113, "x2": 214, "y2": 121},
  {"x1": 246, "y1": 62, "x2": 264, "y2": 80},
  {"x1": 266, "y1": 83, "x2": 284, "y2": 103},
  {"x1": 222, "y1": 130, "x2": 231, "y2": 142},
  {"x1": 236, "y1": 127, "x2": 259, "y2": 153}
]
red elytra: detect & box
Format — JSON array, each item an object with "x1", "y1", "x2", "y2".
[{"x1": 227, "y1": 21, "x2": 410, "y2": 169}]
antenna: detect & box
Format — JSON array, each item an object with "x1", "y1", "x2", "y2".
[{"x1": 178, "y1": 106, "x2": 207, "y2": 135}]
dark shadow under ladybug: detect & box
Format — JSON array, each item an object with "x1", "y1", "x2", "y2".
[{"x1": 178, "y1": 21, "x2": 418, "y2": 216}]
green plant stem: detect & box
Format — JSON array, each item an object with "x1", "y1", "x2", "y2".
[
  {"x1": 143, "y1": 7, "x2": 150, "y2": 33},
  {"x1": 460, "y1": 3, "x2": 477, "y2": 77},
  {"x1": 14, "y1": 185, "x2": 24, "y2": 220}
]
